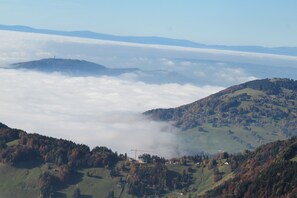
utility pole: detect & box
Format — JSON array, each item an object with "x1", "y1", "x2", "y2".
[
  {"x1": 130, "y1": 149, "x2": 154, "y2": 160},
  {"x1": 131, "y1": 149, "x2": 138, "y2": 160}
]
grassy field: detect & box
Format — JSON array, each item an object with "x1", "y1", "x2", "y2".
[
  {"x1": 0, "y1": 160, "x2": 136, "y2": 198},
  {"x1": 166, "y1": 160, "x2": 233, "y2": 197},
  {"x1": 290, "y1": 156, "x2": 297, "y2": 162},
  {"x1": 6, "y1": 139, "x2": 20, "y2": 147},
  {"x1": 177, "y1": 125, "x2": 248, "y2": 154},
  {"x1": 226, "y1": 88, "x2": 265, "y2": 99},
  {"x1": 0, "y1": 163, "x2": 43, "y2": 198},
  {"x1": 0, "y1": 159, "x2": 235, "y2": 198},
  {"x1": 56, "y1": 167, "x2": 128, "y2": 198},
  {"x1": 177, "y1": 121, "x2": 288, "y2": 154}
]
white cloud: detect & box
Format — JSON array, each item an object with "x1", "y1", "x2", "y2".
[
  {"x1": 160, "y1": 58, "x2": 175, "y2": 66},
  {"x1": 215, "y1": 67, "x2": 257, "y2": 83},
  {"x1": 0, "y1": 69, "x2": 223, "y2": 158},
  {"x1": 180, "y1": 61, "x2": 194, "y2": 67}
]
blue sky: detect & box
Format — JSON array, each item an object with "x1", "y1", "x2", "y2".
[{"x1": 0, "y1": 0, "x2": 296, "y2": 47}]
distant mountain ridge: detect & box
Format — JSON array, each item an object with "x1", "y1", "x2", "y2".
[
  {"x1": 1, "y1": 24, "x2": 297, "y2": 56},
  {"x1": 10, "y1": 58, "x2": 138, "y2": 76},
  {"x1": 7, "y1": 58, "x2": 198, "y2": 85},
  {"x1": 145, "y1": 78, "x2": 297, "y2": 153}
]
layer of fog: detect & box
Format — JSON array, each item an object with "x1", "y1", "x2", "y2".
[
  {"x1": 1, "y1": 30, "x2": 297, "y2": 87},
  {"x1": 0, "y1": 69, "x2": 223, "y2": 158}
]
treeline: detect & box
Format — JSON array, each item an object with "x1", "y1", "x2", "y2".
[{"x1": 0, "y1": 129, "x2": 119, "y2": 168}]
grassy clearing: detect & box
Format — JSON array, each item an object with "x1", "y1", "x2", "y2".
[
  {"x1": 178, "y1": 121, "x2": 288, "y2": 154},
  {"x1": 57, "y1": 167, "x2": 122, "y2": 198},
  {"x1": 290, "y1": 156, "x2": 297, "y2": 162},
  {"x1": 191, "y1": 163, "x2": 233, "y2": 196},
  {"x1": 6, "y1": 139, "x2": 19, "y2": 146},
  {"x1": 178, "y1": 125, "x2": 246, "y2": 154},
  {"x1": 192, "y1": 166, "x2": 215, "y2": 194},
  {"x1": 0, "y1": 163, "x2": 43, "y2": 198},
  {"x1": 166, "y1": 161, "x2": 234, "y2": 197},
  {"x1": 228, "y1": 88, "x2": 265, "y2": 98},
  {"x1": 0, "y1": 162, "x2": 131, "y2": 198}
]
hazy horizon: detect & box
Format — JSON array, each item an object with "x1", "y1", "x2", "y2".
[{"x1": 1, "y1": 1, "x2": 297, "y2": 47}]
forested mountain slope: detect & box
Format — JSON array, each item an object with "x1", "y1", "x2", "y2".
[
  {"x1": 203, "y1": 136, "x2": 297, "y2": 197},
  {"x1": 145, "y1": 78, "x2": 297, "y2": 153},
  {"x1": 1, "y1": 123, "x2": 297, "y2": 197}
]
